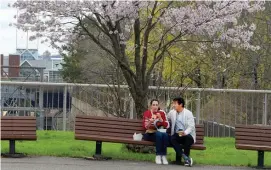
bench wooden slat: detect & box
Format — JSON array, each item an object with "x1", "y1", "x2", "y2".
[
  {"x1": 236, "y1": 140, "x2": 271, "y2": 146},
  {"x1": 1, "y1": 131, "x2": 36, "y2": 135},
  {"x1": 76, "y1": 116, "x2": 204, "y2": 129},
  {"x1": 76, "y1": 134, "x2": 154, "y2": 145},
  {"x1": 1, "y1": 135, "x2": 37, "y2": 140},
  {"x1": 76, "y1": 115, "x2": 141, "y2": 123},
  {"x1": 0, "y1": 119, "x2": 37, "y2": 124},
  {"x1": 191, "y1": 144, "x2": 206, "y2": 150},
  {"x1": 1, "y1": 123, "x2": 36, "y2": 127},
  {"x1": 1, "y1": 116, "x2": 36, "y2": 120},
  {"x1": 76, "y1": 122, "x2": 145, "y2": 131},
  {"x1": 75, "y1": 134, "x2": 205, "y2": 150},
  {"x1": 75, "y1": 129, "x2": 204, "y2": 142},
  {"x1": 75, "y1": 124, "x2": 204, "y2": 134},
  {"x1": 235, "y1": 132, "x2": 271, "y2": 138},
  {"x1": 75, "y1": 131, "x2": 203, "y2": 144},
  {"x1": 235, "y1": 129, "x2": 271, "y2": 134},
  {"x1": 194, "y1": 131, "x2": 204, "y2": 136},
  {"x1": 235, "y1": 125, "x2": 271, "y2": 130},
  {"x1": 236, "y1": 136, "x2": 271, "y2": 142},
  {"x1": 75, "y1": 125, "x2": 144, "y2": 134},
  {"x1": 76, "y1": 118, "x2": 143, "y2": 127},
  {"x1": 195, "y1": 136, "x2": 204, "y2": 140},
  {"x1": 75, "y1": 125, "x2": 205, "y2": 137},
  {"x1": 75, "y1": 130, "x2": 133, "y2": 139},
  {"x1": 195, "y1": 139, "x2": 204, "y2": 144},
  {"x1": 236, "y1": 144, "x2": 271, "y2": 151},
  {"x1": 1, "y1": 127, "x2": 36, "y2": 131},
  {"x1": 195, "y1": 128, "x2": 204, "y2": 132}
]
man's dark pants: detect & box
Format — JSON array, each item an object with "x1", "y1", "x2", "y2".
[{"x1": 170, "y1": 133, "x2": 194, "y2": 161}]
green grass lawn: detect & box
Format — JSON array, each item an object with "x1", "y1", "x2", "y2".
[{"x1": 1, "y1": 131, "x2": 270, "y2": 167}]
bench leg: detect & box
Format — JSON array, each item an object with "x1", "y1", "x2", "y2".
[
  {"x1": 9, "y1": 140, "x2": 15, "y2": 154},
  {"x1": 95, "y1": 141, "x2": 102, "y2": 155},
  {"x1": 2, "y1": 140, "x2": 25, "y2": 158},
  {"x1": 89, "y1": 141, "x2": 111, "y2": 160},
  {"x1": 257, "y1": 151, "x2": 264, "y2": 168}
]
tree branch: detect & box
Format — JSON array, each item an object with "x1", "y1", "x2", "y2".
[
  {"x1": 134, "y1": 18, "x2": 142, "y2": 84},
  {"x1": 141, "y1": 1, "x2": 158, "y2": 84},
  {"x1": 81, "y1": 13, "x2": 110, "y2": 36},
  {"x1": 77, "y1": 17, "x2": 136, "y2": 79}
]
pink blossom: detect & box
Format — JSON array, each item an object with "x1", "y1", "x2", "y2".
[{"x1": 11, "y1": 1, "x2": 264, "y2": 52}]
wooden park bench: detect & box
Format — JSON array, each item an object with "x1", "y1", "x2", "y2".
[
  {"x1": 1, "y1": 116, "x2": 37, "y2": 157},
  {"x1": 235, "y1": 125, "x2": 271, "y2": 168},
  {"x1": 75, "y1": 115, "x2": 206, "y2": 161}
]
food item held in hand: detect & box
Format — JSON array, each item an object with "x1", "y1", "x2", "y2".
[{"x1": 178, "y1": 129, "x2": 184, "y2": 137}]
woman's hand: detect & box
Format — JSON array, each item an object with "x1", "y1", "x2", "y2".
[{"x1": 156, "y1": 113, "x2": 163, "y2": 121}]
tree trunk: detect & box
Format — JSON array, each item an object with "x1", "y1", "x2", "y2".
[
  {"x1": 252, "y1": 62, "x2": 259, "y2": 89},
  {"x1": 118, "y1": 63, "x2": 149, "y2": 118},
  {"x1": 195, "y1": 67, "x2": 202, "y2": 88},
  {"x1": 133, "y1": 93, "x2": 148, "y2": 119}
]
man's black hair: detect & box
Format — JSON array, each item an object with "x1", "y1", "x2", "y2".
[{"x1": 173, "y1": 97, "x2": 185, "y2": 107}]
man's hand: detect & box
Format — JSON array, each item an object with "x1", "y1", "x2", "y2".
[{"x1": 179, "y1": 131, "x2": 187, "y2": 136}]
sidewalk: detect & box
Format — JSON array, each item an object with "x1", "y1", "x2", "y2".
[{"x1": 1, "y1": 156, "x2": 256, "y2": 170}]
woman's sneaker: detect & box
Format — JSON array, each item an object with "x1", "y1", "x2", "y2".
[
  {"x1": 161, "y1": 156, "x2": 168, "y2": 165},
  {"x1": 155, "y1": 155, "x2": 162, "y2": 164},
  {"x1": 184, "y1": 157, "x2": 193, "y2": 167}
]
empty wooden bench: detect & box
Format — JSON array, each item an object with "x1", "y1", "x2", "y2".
[
  {"x1": 75, "y1": 115, "x2": 206, "y2": 161},
  {"x1": 1, "y1": 116, "x2": 37, "y2": 157},
  {"x1": 235, "y1": 125, "x2": 271, "y2": 168}
]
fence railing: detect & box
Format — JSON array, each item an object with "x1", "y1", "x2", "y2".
[{"x1": 1, "y1": 81, "x2": 270, "y2": 137}]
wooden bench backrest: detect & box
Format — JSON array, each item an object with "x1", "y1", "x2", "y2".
[
  {"x1": 235, "y1": 125, "x2": 271, "y2": 147},
  {"x1": 75, "y1": 115, "x2": 204, "y2": 144},
  {"x1": 1, "y1": 116, "x2": 37, "y2": 140}
]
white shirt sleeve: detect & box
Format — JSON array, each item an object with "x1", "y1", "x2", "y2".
[{"x1": 184, "y1": 110, "x2": 195, "y2": 135}]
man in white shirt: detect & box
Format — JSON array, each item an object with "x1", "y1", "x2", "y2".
[{"x1": 167, "y1": 97, "x2": 195, "y2": 167}]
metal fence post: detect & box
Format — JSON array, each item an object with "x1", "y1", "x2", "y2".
[
  {"x1": 129, "y1": 97, "x2": 134, "y2": 119},
  {"x1": 196, "y1": 91, "x2": 201, "y2": 124},
  {"x1": 63, "y1": 86, "x2": 67, "y2": 131},
  {"x1": 263, "y1": 93, "x2": 268, "y2": 125},
  {"x1": 39, "y1": 86, "x2": 44, "y2": 130},
  {"x1": 40, "y1": 69, "x2": 44, "y2": 82}
]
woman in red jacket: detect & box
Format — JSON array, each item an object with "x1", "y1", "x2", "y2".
[{"x1": 143, "y1": 99, "x2": 169, "y2": 165}]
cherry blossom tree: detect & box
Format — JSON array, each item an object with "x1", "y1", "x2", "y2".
[{"x1": 12, "y1": 1, "x2": 264, "y2": 116}]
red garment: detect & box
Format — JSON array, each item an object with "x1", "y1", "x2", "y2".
[{"x1": 143, "y1": 110, "x2": 169, "y2": 130}]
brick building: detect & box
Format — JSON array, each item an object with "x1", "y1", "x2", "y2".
[{"x1": 1, "y1": 54, "x2": 20, "y2": 78}]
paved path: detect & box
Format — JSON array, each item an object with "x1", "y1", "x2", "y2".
[{"x1": 1, "y1": 156, "x2": 256, "y2": 170}]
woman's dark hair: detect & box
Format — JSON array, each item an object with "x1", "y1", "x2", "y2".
[
  {"x1": 150, "y1": 99, "x2": 159, "y2": 105},
  {"x1": 173, "y1": 97, "x2": 185, "y2": 107}
]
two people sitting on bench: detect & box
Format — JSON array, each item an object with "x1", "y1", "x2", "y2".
[{"x1": 142, "y1": 97, "x2": 195, "y2": 167}]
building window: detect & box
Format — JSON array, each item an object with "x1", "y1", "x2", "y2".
[
  {"x1": 21, "y1": 52, "x2": 35, "y2": 61},
  {"x1": 49, "y1": 71, "x2": 62, "y2": 82}
]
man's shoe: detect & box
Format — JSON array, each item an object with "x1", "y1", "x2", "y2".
[
  {"x1": 161, "y1": 155, "x2": 168, "y2": 165},
  {"x1": 184, "y1": 157, "x2": 193, "y2": 167},
  {"x1": 155, "y1": 155, "x2": 162, "y2": 165}
]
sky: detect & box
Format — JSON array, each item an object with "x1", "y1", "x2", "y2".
[{"x1": 0, "y1": 0, "x2": 58, "y2": 56}]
